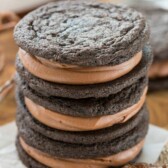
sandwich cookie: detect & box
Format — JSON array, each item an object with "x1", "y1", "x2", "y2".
[
  {"x1": 130, "y1": 4, "x2": 168, "y2": 91},
  {"x1": 14, "y1": 1, "x2": 151, "y2": 167},
  {"x1": 17, "y1": 121, "x2": 148, "y2": 159},
  {"x1": 16, "y1": 45, "x2": 153, "y2": 99},
  {"x1": 16, "y1": 137, "x2": 143, "y2": 168},
  {"x1": 16, "y1": 89, "x2": 149, "y2": 145},
  {"x1": 16, "y1": 75, "x2": 148, "y2": 117},
  {"x1": 14, "y1": 1, "x2": 149, "y2": 67}
]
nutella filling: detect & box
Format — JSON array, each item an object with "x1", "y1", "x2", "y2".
[
  {"x1": 18, "y1": 48, "x2": 142, "y2": 85},
  {"x1": 20, "y1": 137, "x2": 144, "y2": 168},
  {"x1": 149, "y1": 60, "x2": 168, "y2": 78},
  {"x1": 25, "y1": 87, "x2": 147, "y2": 132}
]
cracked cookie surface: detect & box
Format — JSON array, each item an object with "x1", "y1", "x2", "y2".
[{"x1": 14, "y1": 0, "x2": 149, "y2": 66}]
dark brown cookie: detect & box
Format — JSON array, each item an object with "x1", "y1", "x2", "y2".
[
  {"x1": 130, "y1": 4, "x2": 168, "y2": 91},
  {"x1": 16, "y1": 138, "x2": 141, "y2": 168},
  {"x1": 16, "y1": 89, "x2": 149, "y2": 145},
  {"x1": 17, "y1": 115, "x2": 148, "y2": 159},
  {"x1": 15, "y1": 45, "x2": 153, "y2": 99},
  {"x1": 16, "y1": 140, "x2": 47, "y2": 168},
  {"x1": 14, "y1": 1, "x2": 149, "y2": 67},
  {"x1": 130, "y1": 4, "x2": 168, "y2": 62},
  {"x1": 16, "y1": 75, "x2": 147, "y2": 117}
]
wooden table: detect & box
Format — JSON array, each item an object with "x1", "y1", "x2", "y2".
[{"x1": 0, "y1": 29, "x2": 17, "y2": 125}]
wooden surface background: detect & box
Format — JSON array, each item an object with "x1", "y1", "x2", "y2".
[
  {"x1": 0, "y1": 29, "x2": 17, "y2": 125},
  {"x1": 0, "y1": 29, "x2": 168, "y2": 130}
]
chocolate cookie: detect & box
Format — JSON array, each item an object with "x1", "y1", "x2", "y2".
[
  {"x1": 16, "y1": 138, "x2": 141, "y2": 168},
  {"x1": 16, "y1": 75, "x2": 147, "y2": 117},
  {"x1": 14, "y1": 1, "x2": 150, "y2": 167},
  {"x1": 130, "y1": 4, "x2": 168, "y2": 91},
  {"x1": 130, "y1": 6, "x2": 168, "y2": 62},
  {"x1": 16, "y1": 89, "x2": 149, "y2": 145},
  {"x1": 145, "y1": 8, "x2": 168, "y2": 91},
  {"x1": 15, "y1": 45, "x2": 153, "y2": 99},
  {"x1": 17, "y1": 117, "x2": 148, "y2": 159},
  {"x1": 14, "y1": 1, "x2": 149, "y2": 67},
  {"x1": 16, "y1": 140, "x2": 47, "y2": 168}
]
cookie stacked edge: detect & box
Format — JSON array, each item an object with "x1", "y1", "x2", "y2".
[{"x1": 14, "y1": 1, "x2": 152, "y2": 167}]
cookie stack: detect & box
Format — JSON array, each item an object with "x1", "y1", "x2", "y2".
[
  {"x1": 148, "y1": 7, "x2": 168, "y2": 91},
  {"x1": 130, "y1": 2, "x2": 168, "y2": 91},
  {"x1": 14, "y1": 1, "x2": 152, "y2": 167}
]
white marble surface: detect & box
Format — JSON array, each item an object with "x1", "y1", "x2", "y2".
[{"x1": 0, "y1": 122, "x2": 168, "y2": 168}]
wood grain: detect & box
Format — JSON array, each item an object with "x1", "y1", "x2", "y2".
[
  {"x1": 147, "y1": 91, "x2": 168, "y2": 130},
  {"x1": 0, "y1": 29, "x2": 17, "y2": 125}
]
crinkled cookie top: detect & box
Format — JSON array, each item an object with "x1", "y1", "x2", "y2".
[{"x1": 14, "y1": 0, "x2": 149, "y2": 66}]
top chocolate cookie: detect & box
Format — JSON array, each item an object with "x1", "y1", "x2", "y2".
[{"x1": 14, "y1": 0, "x2": 149, "y2": 66}]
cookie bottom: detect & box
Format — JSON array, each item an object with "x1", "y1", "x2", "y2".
[{"x1": 16, "y1": 137, "x2": 142, "y2": 168}]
